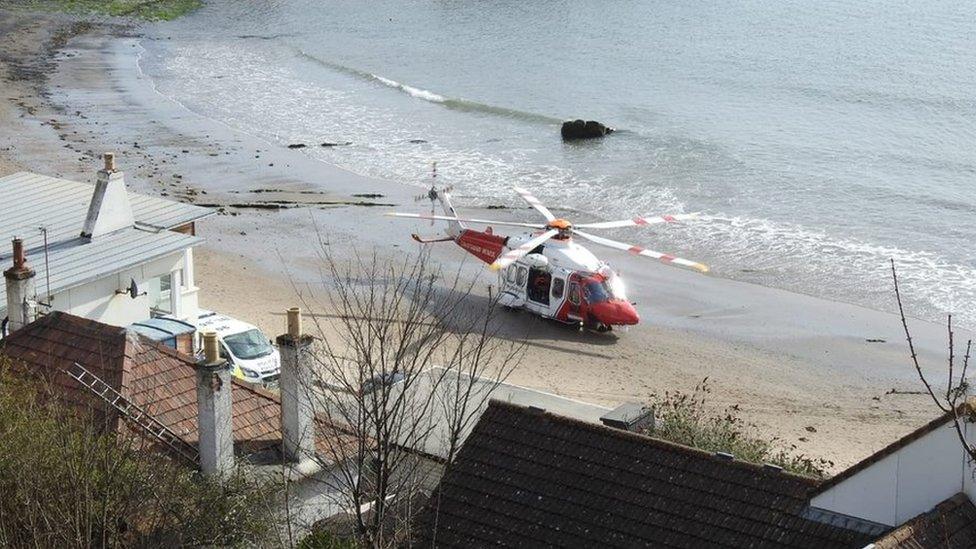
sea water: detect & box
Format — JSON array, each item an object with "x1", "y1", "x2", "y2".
[{"x1": 140, "y1": 0, "x2": 976, "y2": 328}]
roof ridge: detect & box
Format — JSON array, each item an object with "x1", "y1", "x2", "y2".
[{"x1": 486, "y1": 399, "x2": 822, "y2": 485}]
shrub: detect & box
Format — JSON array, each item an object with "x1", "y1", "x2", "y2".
[
  {"x1": 644, "y1": 378, "x2": 833, "y2": 478},
  {"x1": 0, "y1": 363, "x2": 279, "y2": 547}
]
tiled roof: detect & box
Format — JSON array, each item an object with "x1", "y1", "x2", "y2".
[
  {"x1": 415, "y1": 400, "x2": 874, "y2": 548},
  {"x1": 0, "y1": 312, "x2": 346, "y2": 461},
  {"x1": 871, "y1": 493, "x2": 976, "y2": 549}
]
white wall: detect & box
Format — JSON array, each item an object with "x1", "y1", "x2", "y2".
[
  {"x1": 45, "y1": 248, "x2": 198, "y2": 327},
  {"x1": 810, "y1": 420, "x2": 967, "y2": 525}
]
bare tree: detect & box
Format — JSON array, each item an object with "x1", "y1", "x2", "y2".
[
  {"x1": 891, "y1": 259, "x2": 975, "y2": 461},
  {"x1": 295, "y1": 250, "x2": 523, "y2": 547}
]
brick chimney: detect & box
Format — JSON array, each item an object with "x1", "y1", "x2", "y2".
[
  {"x1": 81, "y1": 153, "x2": 134, "y2": 239},
  {"x1": 196, "y1": 331, "x2": 234, "y2": 475},
  {"x1": 4, "y1": 238, "x2": 37, "y2": 333},
  {"x1": 278, "y1": 307, "x2": 316, "y2": 462}
]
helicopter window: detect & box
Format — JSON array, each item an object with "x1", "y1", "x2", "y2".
[
  {"x1": 584, "y1": 281, "x2": 611, "y2": 304},
  {"x1": 552, "y1": 278, "x2": 565, "y2": 299},
  {"x1": 568, "y1": 283, "x2": 581, "y2": 306},
  {"x1": 516, "y1": 267, "x2": 527, "y2": 286},
  {"x1": 506, "y1": 266, "x2": 517, "y2": 283}
]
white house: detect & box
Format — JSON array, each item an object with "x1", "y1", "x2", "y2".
[
  {"x1": 1, "y1": 155, "x2": 213, "y2": 333},
  {"x1": 807, "y1": 403, "x2": 976, "y2": 530}
]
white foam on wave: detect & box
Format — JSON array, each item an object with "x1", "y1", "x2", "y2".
[
  {"x1": 681, "y1": 214, "x2": 976, "y2": 327},
  {"x1": 371, "y1": 74, "x2": 446, "y2": 103}
]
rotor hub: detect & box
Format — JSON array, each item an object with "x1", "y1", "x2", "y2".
[{"x1": 547, "y1": 218, "x2": 573, "y2": 230}]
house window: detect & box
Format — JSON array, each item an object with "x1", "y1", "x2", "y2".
[
  {"x1": 552, "y1": 278, "x2": 565, "y2": 299},
  {"x1": 147, "y1": 271, "x2": 182, "y2": 316},
  {"x1": 146, "y1": 273, "x2": 172, "y2": 315}
]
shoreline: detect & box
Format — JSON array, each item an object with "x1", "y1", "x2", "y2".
[{"x1": 0, "y1": 10, "x2": 965, "y2": 472}]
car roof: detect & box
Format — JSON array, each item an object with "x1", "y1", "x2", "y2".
[{"x1": 192, "y1": 309, "x2": 260, "y2": 337}]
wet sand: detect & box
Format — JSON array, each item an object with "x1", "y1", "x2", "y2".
[{"x1": 0, "y1": 11, "x2": 966, "y2": 472}]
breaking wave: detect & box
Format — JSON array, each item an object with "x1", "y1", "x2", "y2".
[{"x1": 295, "y1": 50, "x2": 563, "y2": 124}]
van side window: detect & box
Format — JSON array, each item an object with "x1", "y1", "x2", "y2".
[
  {"x1": 552, "y1": 278, "x2": 565, "y2": 299},
  {"x1": 516, "y1": 267, "x2": 527, "y2": 286}
]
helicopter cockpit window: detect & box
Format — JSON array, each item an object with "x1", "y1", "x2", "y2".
[
  {"x1": 516, "y1": 267, "x2": 527, "y2": 286},
  {"x1": 584, "y1": 280, "x2": 611, "y2": 304},
  {"x1": 552, "y1": 278, "x2": 565, "y2": 299},
  {"x1": 568, "y1": 283, "x2": 581, "y2": 305},
  {"x1": 506, "y1": 266, "x2": 517, "y2": 283}
]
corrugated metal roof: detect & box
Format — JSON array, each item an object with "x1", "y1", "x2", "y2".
[
  {"x1": 2, "y1": 228, "x2": 202, "y2": 307},
  {"x1": 0, "y1": 171, "x2": 210, "y2": 312},
  {"x1": 0, "y1": 171, "x2": 213, "y2": 248}
]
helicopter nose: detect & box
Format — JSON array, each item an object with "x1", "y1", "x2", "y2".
[{"x1": 590, "y1": 300, "x2": 640, "y2": 326}]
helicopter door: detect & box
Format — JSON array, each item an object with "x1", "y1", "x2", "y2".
[
  {"x1": 567, "y1": 282, "x2": 583, "y2": 320},
  {"x1": 526, "y1": 268, "x2": 551, "y2": 305}
]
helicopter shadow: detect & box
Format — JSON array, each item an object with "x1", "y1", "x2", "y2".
[{"x1": 426, "y1": 289, "x2": 622, "y2": 361}]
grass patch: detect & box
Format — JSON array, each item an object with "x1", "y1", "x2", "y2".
[
  {"x1": 643, "y1": 378, "x2": 834, "y2": 478},
  {"x1": 14, "y1": 0, "x2": 203, "y2": 21}
]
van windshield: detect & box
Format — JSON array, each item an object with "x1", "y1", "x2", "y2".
[{"x1": 224, "y1": 329, "x2": 273, "y2": 360}]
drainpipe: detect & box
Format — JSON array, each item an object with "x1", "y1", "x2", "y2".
[
  {"x1": 278, "y1": 307, "x2": 316, "y2": 463},
  {"x1": 196, "y1": 331, "x2": 234, "y2": 475},
  {"x1": 4, "y1": 238, "x2": 37, "y2": 333}
]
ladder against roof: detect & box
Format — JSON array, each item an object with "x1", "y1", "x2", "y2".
[{"x1": 64, "y1": 362, "x2": 200, "y2": 466}]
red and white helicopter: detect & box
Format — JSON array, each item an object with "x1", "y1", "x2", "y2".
[{"x1": 387, "y1": 185, "x2": 708, "y2": 331}]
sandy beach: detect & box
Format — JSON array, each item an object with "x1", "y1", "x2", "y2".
[{"x1": 1, "y1": 10, "x2": 967, "y2": 472}]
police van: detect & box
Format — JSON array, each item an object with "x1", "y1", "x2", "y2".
[{"x1": 193, "y1": 310, "x2": 281, "y2": 385}]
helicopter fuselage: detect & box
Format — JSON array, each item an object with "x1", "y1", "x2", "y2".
[{"x1": 458, "y1": 228, "x2": 639, "y2": 330}]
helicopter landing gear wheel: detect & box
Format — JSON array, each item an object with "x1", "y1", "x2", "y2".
[{"x1": 584, "y1": 320, "x2": 612, "y2": 333}]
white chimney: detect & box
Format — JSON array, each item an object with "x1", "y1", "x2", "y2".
[
  {"x1": 196, "y1": 331, "x2": 234, "y2": 476},
  {"x1": 278, "y1": 307, "x2": 316, "y2": 462},
  {"x1": 4, "y1": 238, "x2": 37, "y2": 333},
  {"x1": 81, "y1": 153, "x2": 134, "y2": 239}
]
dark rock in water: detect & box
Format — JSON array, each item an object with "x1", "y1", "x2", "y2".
[
  {"x1": 408, "y1": 139, "x2": 428, "y2": 144},
  {"x1": 287, "y1": 143, "x2": 307, "y2": 149},
  {"x1": 561, "y1": 119, "x2": 614, "y2": 140},
  {"x1": 320, "y1": 141, "x2": 352, "y2": 147}
]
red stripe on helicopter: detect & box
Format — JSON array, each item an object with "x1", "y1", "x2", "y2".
[
  {"x1": 660, "y1": 254, "x2": 676, "y2": 263},
  {"x1": 662, "y1": 215, "x2": 676, "y2": 222},
  {"x1": 633, "y1": 217, "x2": 649, "y2": 225},
  {"x1": 628, "y1": 246, "x2": 644, "y2": 255}
]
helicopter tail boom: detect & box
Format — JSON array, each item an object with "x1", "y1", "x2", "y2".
[{"x1": 456, "y1": 228, "x2": 508, "y2": 264}]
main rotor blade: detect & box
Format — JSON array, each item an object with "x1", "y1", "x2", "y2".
[
  {"x1": 385, "y1": 212, "x2": 546, "y2": 229},
  {"x1": 572, "y1": 229, "x2": 709, "y2": 273},
  {"x1": 513, "y1": 187, "x2": 556, "y2": 221},
  {"x1": 576, "y1": 213, "x2": 700, "y2": 230},
  {"x1": 489, "y1": 229, "x2": 560, "y2": 271}
]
